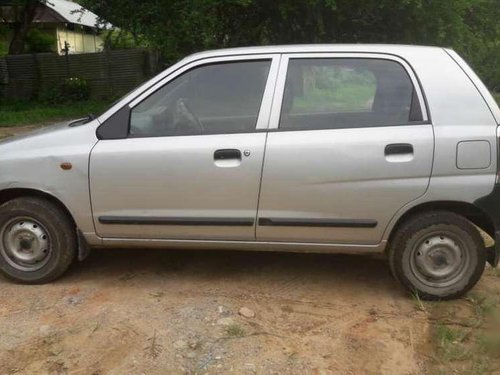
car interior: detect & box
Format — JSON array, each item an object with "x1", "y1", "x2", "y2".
[
  {"x1": 279, "y1": 59, "x2": 423, "y2": 130},
  {"x1": 129, "y1": 60, "x2": 271, "y2": 137},
  {"x1": 128, "y1": 58, "x2": 424, "y2": 138}
]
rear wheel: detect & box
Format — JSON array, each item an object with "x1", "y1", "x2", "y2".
[
  {"x1": 388, "y1": 211, "x2": 486, "y2": 300},
  {"x1": 0, "y1": 197, "x2": 76, "y2": 284}
]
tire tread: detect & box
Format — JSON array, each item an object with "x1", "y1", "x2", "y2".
[
  {"x1": 388, "y1": 210, "x2": 486, "y2": 300},
  {"x1": 0, "y1": 197, "x2": 76, "y2": 284}
]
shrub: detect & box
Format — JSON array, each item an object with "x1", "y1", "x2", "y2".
[
  {"x1": 39, "y1": 77, "x2": 91, "y2": 103},
  {"x1": 61, "y1": 77, "x2": 91, "y2": 101},
  {"x1": 25, "y1": 29, "x2": 56, "y2": 53},
  {"x1": 0, "y1": 25, "x2": 9, "y2": 56},
  {"x1": 101, "y1": 29, "x2": 148, "y2": 50}
]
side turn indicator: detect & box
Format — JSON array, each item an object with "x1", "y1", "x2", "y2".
[{"x1": 60, "y1": 162, "x2": 72, "y2": 170}]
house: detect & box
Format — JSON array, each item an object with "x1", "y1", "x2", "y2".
[{"x1": 0, "y1": 0, "x2": 111, "y2": 55}]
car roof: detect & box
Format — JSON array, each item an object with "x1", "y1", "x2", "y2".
[{"x1": 186, "y1": 44, "x2": 445, "y2": 60}]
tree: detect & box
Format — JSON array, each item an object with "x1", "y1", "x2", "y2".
[
  {"x1": 1, "y1": 0, "x2": 43, "y2": 54},
  {"x1": 82, "y1": 0, "x2": 500, "y2": 89}
]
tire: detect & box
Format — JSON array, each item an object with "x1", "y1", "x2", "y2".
[
  {"x1": 0, "y1": 197, "x2": 76, "y2": 284},
  {"x1": 388, "y1": 210, "x2": 486, "y2": 300}
]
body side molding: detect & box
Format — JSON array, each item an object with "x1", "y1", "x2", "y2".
[
  {"x1": 258, "y1": 218, "x2": 377, "y2": 228},
  {"x1": 98, "y1": 216, "x2": 255, "y2": 226}
]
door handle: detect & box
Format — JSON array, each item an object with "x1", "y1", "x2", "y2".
[
  {"x1": 214, "y1": 149, "x2": 242, "y2": 160},
  {"x1": 385, "y1": 143, "x2": 413, "y2": 155}
]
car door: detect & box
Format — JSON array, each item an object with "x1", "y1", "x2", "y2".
[
  {"x1": 257, "y1": 54, "x2": 434, "y2": 245},
  {"x1": 90, "y1": 55, "x2": 279, "y2": 240}
]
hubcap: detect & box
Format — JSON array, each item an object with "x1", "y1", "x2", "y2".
[
  {"x1": 410, "y1": 233, "x2": 468, "y2": 287},
  {"x1": 0, "y1": 218, "x2": 51, "y2": 271}
]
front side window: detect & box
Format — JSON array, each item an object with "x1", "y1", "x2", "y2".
[
  {"x1": 280, "y1": 58, "x2": 423, "y2": 130},
  {"x1": 130, "y1": 60, "x2": 271, "y2": 137}
]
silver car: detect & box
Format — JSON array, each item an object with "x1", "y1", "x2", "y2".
[{"x1": 0, "y1": 45, "x2": 498, "y2": 300}]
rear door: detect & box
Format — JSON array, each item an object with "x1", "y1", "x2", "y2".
[
  {"x1": 90, "y1": 55, "x2": 279, "y2": 240},
  {"x1": 257, "y1": 54, "x2": 434, "y2": 244}
]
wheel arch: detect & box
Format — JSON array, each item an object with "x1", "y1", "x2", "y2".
[
  {"x1": 0, "y1": 188, "x2": 77, "y2": 229},
  {"x1": 386, "y1": 200, "x2": 495, "y2": 250},
  {"x1": 0, "y1": 187, "x2": 92, "y2": 260}
]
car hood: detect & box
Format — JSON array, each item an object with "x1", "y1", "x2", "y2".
[
  {"x1": 0, "y1": 118, "x2": 99, "y2": 155},
  {"x1": 0, "y1": 120, "x2": 79, "y2": 146}
]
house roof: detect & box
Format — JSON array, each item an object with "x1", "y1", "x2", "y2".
[{"x1": 42, "y1": 0, "x2": 110, "y2": 29}]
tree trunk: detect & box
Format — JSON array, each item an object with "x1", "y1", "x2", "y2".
[{"x1": 8, "y1": 0, "x2": 39, "y2": 55}]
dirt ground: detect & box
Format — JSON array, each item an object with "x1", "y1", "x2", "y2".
[
  {"x1": 0, "y1": 125, "x2": 499, "y2": 374},
  {"x1": 0, "y1": 249, "x2": 497, "y2": 375},
  {"x1": 0, "y1": 250, "x2": 431, "y2": 374}
]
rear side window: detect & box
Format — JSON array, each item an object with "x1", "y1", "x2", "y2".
[
  {"x1": 279, "y1": 58, "x2": 423, "y2": 130},
  {"x1": 130, "y1": 60, "x2": 271, "y2": 137}
]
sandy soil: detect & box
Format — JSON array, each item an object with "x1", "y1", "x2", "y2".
[{"x1": 0, "y1": 250, "x2": 435, "y2": 375}]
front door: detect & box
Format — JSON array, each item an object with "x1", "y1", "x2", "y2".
[
  {"x1": 90, "y1": 57, "x2": 277, "y2": 240},
  {"x1": 257, "y1": 55, "x2": 434, "y2": 244}
]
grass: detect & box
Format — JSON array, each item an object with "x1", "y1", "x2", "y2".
[
  {"x1": 427, "y1": 290, "x2": 500, "y2": 375},
  {"x1": 0, "y1": 100, "x2": 111, "y2": 127},
  {"x1": 225, "y1": 324, "x2": 245, "y2": 338},
  {"x1": 466, "y1": 294, "x2": 497, "y2": 320},
  {"x1": 412, "y1": 290, "x2": 428, "y2": 313},
  {"x1": 490, "y1": 267, "x2": 500, "y2": 277},
  {"x1": 435, "y1": 325, "x2": 471, "y2": 362}
]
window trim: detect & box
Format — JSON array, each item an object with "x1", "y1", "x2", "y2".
[
  {"x1": 128, "y1": 55, "x2": 280, "y2": 138},
  {"x1": 96, "y1": 54, "x2": 280, "y2": 140},
  {"x1": 268, "y1": 53, "x2": 430, "y2": 131}
]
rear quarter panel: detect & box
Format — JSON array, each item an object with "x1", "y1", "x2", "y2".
[{"x1": 382, "y1": 48, "x2": 498, "y2": 241}]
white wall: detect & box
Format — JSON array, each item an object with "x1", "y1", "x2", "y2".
[{"x1": 56, "y1": 27, "x2": 104, "y2": 54}]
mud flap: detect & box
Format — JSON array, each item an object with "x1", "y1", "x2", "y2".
[
  {"x1": 487, "y1": 232, "x2": 500, "y2": 267},
  {"x1": 77, "y1": 230, "x2": 91, "y2": 261}
]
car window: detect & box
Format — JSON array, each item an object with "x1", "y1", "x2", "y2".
[
  {"x1": 279, "y1": 58, "x2": 423, "y2": 130},
  {"x1": 129, "y1": 60, "x2": 271, "y2": 137}
]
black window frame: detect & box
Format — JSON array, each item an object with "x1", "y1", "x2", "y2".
[
  {"x1": 97, "y1": 59, "x2": 273, "y2": 140},
  {"x1": 275, "y1": 57, "x2": 430, "y2": 132}
]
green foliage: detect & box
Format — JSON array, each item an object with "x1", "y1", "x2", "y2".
[
  {"x1": 61, "y1": 77, "x2": 91, "y2": 102},
  {"x1": 0, "y1": 100, "x2": 110, "y2": 127},
  {"x1": 0, "y1": 25, "x2": 9, "y2": 56},
  {"x1": 25, "y1": 28, "x2": 56, "y2": 53},
  {"x1": 101, "y1": 29, "x2": 149, "y2": 50},
  {"x1": 0, "y1": 40, "x2": 7, "y2": 56},
  {"x1": 81, "y1": 0, "x2": 500, "y2": 90},
  {"x1": 39, "y1": 77, "x2": 91, "y2": 104}
]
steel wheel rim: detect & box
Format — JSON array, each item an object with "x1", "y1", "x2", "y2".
[
  {"x1": 409, "y1": 231, "x2": 469, "y2": 288},
  {"x1": 0, "y1": 217, "x2": 51, "y2": 272}
]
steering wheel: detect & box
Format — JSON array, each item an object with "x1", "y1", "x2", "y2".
[{"x1": 174, "y1": 98, "x2": 204, "y2": 134}]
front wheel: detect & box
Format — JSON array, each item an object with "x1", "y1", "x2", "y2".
[
  {"x1": 388, "y1": 211, "x2": 486, "y2": 300},
  {"x1": 0, "y1": 197, "x2": 76, "y2": 284}
]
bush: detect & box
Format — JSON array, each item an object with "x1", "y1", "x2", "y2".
[
  {"x1": 39, "y1": 77, "x2": 91, "y2": 103},
  {"x1": 25, "y1": 29, "x2": 56, "y2": 53},
  {"x1": 101, "y1": 29, "x2": 148, "y2": 50},
  {"x1": 61, "y1": 77, "x2": 91, "y2": 101},
  {"x1": 0, "y1": 25, "x2": 9, "y2": 56}
]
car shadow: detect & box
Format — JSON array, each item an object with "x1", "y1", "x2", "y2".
[{"x1": 58, "y1": 248, "x2": 407, "y2": 301}]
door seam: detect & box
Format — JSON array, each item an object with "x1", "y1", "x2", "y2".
[
  {"x1": 254, "y1": 55, "x2": 282, "y2": 239},
  {"x1": 87, "y1": 138, "x2": 102, "y2": 242}
]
